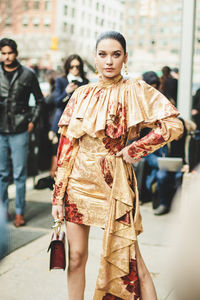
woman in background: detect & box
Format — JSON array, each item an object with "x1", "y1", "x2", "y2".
[{"x1": 49, "y1": 55, "x2": 89, "y2": 178}]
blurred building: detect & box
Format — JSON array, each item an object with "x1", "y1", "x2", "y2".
[
  {"x1": 0, "y1": 0, "x2": 125, "y2": 71},
  {"x1": 124, "y1": 0, "x2": 183, "y2": 75}
]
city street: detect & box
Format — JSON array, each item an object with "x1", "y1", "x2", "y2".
[{"x1": 0, "y1": 178, "x2": 178, "y2": 300}]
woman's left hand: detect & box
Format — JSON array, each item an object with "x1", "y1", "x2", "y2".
[{"x1": 116, "y1": 146, "x2": 140, "y2": 164}]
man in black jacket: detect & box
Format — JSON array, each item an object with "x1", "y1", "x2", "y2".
[{"x1": 0, "y1": 38, "x2": 43, "y2": 227}]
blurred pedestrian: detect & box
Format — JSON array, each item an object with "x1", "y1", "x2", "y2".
[
  {"x1": 171, "y1": 67, "x2": 179, "y2": 80},
  {"x1": 192, "y1": 88, "x2": 200, "y2": 129},
  {"x1": 160, "y1": 66, "x2": 178, "y2": 106},
  {"x1": 142, "y1": 70, "x2": 160, "y2": 89},
  {"x1": 0, "y1": 38, "x2": 43, "y2": 227},
  {"x1": 51, "y1": 31, "x2": 183, "y2": 300},
  {"x1": 49, "y1": 54, "x2": 88, "y2": 179}
]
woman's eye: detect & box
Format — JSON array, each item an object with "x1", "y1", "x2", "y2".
[
  {"x1": 114, "y1": 53, "x2": 121, "y2": 57},
  {"x1": 99, "y1": 53, "x2": 105, "y2": 57}
]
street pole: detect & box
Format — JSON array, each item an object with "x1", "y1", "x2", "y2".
[{"x1": 177, "y1": 0, "x2": 196, "y2": 120}]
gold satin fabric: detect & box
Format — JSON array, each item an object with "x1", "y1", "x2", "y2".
[
  {"x1": 52, "y1": 75, "x2": 184, "y2": 299},
  {"x1": 67, "y1": 135, "x2": 111, "y2": 227}
]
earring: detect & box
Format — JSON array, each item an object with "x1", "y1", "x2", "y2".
[
  {"x1": 124, "y1": 63, "x2": 128, "y2": 76},
  {"x1": 95, "y1": 64, "x2": 98, "y2": 75}
]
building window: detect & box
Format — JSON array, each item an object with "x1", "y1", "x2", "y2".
[
  {"x1": 71, "y1": 24, "x2": 74, "y2": 34},
  {"x1": 22, "y1": 16, "x2": 29, "y2": 26},
  {"x1": 139, "y1": 17, "x2": 147, "y2": 25},
  {"x1": 128, "y1": 17, "x2": 133, "y2": 25},
  {"x1": 6, "y1": 0, "x2": 12, "y2": 9},
  {"x1": 44, "y1": 17, "x2": 51, "y2": 27},
  {"x1": 96, "y1": 2, "x2": 99, "y2": 10},
  {"x1": 64, "y1": 5, "x2": 68, "y2": 16},
  {"x1": 33, "y1": 16, "x2": 40, "y2": 26},
  {"x1": 138, "y1": 41, "x2": 144, "y2": 47},
  {"x1": 195, "y1": 48, "x2": 200, "y2": 55},
  {"x1": 45, "y1": 0, "x2": 51, "y2": 11},
  {"x1": 33, "y1": 0, "x2": 40, "y2": 10},
  {"x1": 172, "y1": 15, "x2": 181, "y2": 22},
  {"x1": 171, "y1": 49, "x2": 179, "y2": 54},
  {"x1": 160, "y1": 16, "x2": 168, "y2": 23},
  {"x1": 5, "y1": 17, "x2": 12, "y2": 26},
  {"x1": 72, "y1": 7, "x2": 75, "y2": 17},
  {"x1": 129, "y1": 8, "x2": 135, "y2": 16},
  {"x1": 23, "y1": 0, "x2": 29, "y2": 11},
  {"x1": 63, "y1": 22, "x2": 67, "y2": 32},
  {"x1": 138, "y1": 28, "x2": 145, "y2": 35}
]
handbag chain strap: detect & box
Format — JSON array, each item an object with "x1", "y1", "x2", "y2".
[{"x1": 51, "y1": 219, "x2": 62, "y2": 235}]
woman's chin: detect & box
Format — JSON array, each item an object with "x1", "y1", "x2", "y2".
[{"x1": 102, "y1": 71, "x2": 120, "y2": 79}]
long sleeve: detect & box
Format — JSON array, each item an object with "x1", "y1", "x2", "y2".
[
  {"x1": 127, "y1": 116, "x2": 183, "y2": 161},
  {"x1": 52, "y1": 133, "x2": 78, "y2": 205},
  {"x1": 53, "y1": 78, "x2": 68, "y2": 108},
  {"x1": 30, "y1": 73, "x2": 44, "y2": 124}
]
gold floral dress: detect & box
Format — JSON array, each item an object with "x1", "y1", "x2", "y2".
[{"x1": 52, "y1": 75, "x2": 183, "y2": 300}]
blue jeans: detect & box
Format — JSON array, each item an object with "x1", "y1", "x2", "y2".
[{"x1": 0, "y1": 131, "x2": 29, "y2": 215}]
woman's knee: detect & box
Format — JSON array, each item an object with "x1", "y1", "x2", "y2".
[{"x1": 68, "y1": 249, "x2": 88, "y2": 271}]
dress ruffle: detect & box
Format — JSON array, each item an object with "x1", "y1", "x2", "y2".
[{"x1": 58, "y1": 78, "x2": 179, "y2": 139}]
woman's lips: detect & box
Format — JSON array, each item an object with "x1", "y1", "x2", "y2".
[{"x1": 105, "y1": 68, "x2": 114, "y2": 72}]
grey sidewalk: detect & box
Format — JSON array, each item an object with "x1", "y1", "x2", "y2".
[{"x1": 0, "y1": 185, "x2": 177, "y2": 300}]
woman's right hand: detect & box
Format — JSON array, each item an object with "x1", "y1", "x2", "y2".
[
  {"x1": 52, "y1": 204, "x2": 64, "y2": 221},
  {"x1": 65, "y1": 82, "x2": 78, "y2": 94}
]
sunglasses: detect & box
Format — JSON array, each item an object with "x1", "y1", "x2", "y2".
[{"x1": 69, "y1": 65, "x2": 80, "y2": 69}]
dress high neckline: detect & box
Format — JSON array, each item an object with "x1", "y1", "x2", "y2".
[{"x1": 98, "y1": 74, "x2": 123, "y2": 87}]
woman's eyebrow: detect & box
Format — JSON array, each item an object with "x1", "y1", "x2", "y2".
[{"x1": 98, "y1": 50, "x2": 122, "y2": 53}]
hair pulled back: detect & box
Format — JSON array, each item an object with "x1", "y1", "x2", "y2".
[{"x1": 96, "y1": 31, "x2": 126, "y2": 54}]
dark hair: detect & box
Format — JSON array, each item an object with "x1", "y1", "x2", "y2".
[
  {"x1": 143, "y1": 71, "x2": 160, "y2": 89},
  {"x1": 63, "y1": 54, "x2": 87, "y2": 80},
  {"x1": 0, "y1": 38, "x2": 18, "y2": 55},
  {"x1": 161, "y1": 66, "x2": 171, "y2": 77},
  {"x1": 96, "y1": 31, "x2": 126, "y2": 54}
]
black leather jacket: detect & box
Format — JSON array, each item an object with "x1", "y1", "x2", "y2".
[{"x1": 0, "y1": 61, "x2": 43, "y2": 133}]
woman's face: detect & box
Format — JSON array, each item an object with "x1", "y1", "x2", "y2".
[
  {"x1": 95, "y1": 38, "x2": 127, "y2": 80},
  {"x1": 69, "y1": 58, "x2": 81, "y2": 76}
]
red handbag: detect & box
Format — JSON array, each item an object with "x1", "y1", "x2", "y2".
[{"x1": 48, "y1": 219, "x2": 66, "y2": 270}]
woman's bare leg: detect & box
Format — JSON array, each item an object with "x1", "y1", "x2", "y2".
[
  {"x1": 66, "y1": 222, "x2": 90, "y2": 300},
  {"x1": 135, "y1": 242, "x2": 157, "y2": 300}
]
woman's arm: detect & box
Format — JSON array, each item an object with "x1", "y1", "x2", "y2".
[
  {"x1": 53, "y1": 78, "x2": 68, "y2": 107},
  {"x1": 117, "y1": 117, "x2": 183, "y2": 164},
  {"x1": 52, "y1": 134, "x2": 76, "y2": 206}
]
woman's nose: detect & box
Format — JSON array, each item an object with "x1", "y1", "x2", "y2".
[{"x1": 105, "y1": 56, "x2": 112, "y2": 65}]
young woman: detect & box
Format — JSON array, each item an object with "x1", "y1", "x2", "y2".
[
  {"x1": 52, "y1": 31, "x2": 183, "y2": 300},
  {"x1": 49, "y1": 54, "x2": 88, "y2": 178}
]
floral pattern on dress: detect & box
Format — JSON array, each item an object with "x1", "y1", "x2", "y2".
[
  {"x1": 100, "y1": 157, "x2": 113, "y2": 188},
  {"x1": 106, "y1": 102, "x2": 127, "y2": 139},
  {"x1": 102, "y1": 135, "x2": 125, "y2": 155},
  {"x1": 52, "y1": 182, "x2": 63, "y2": 205},
  {"x1": 128, "y1": 127, "x2": 165, "y2": 160},
  {"x1": 57, "y1": 135, "x2": 74, "y2": 167},
  {"x1": 102, "y1": 293, "x2": 123, "y2": 300},
  {"x1": 65, "y1": 194, "x2": 83, "y2": 224},
  {"x1": 58, "y1": 96, "x2": 76, "y2": 126},
  {"x1": 121, "y1": 259, "x2": 140, "y2": 299}
]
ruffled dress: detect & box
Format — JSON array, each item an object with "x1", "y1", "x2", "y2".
[{"x1": 52, "y1": 75, "x2": 183, "y2": 300}]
